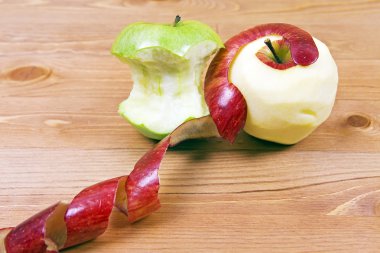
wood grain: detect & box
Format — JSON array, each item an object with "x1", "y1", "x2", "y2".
[{"x1": 0, "y1": 0, "x2": 379, "y2": 252}]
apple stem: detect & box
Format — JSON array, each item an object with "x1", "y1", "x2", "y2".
[
  {"x1": 173, "y1": 15, "x2": 181, "y2": 27},
  {"x1": 264, "y1": 39, "x2": 282, "y2": 64}
]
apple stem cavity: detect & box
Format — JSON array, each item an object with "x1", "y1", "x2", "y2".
[
  {"x1": 264, "y1": 38, "x2": 282, "y2": 64},
  {"x1": 173, "y1": 15, "x2": 181, "y2": 27}
]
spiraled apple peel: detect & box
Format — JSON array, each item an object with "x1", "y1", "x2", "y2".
[
  {"x1": 0, "y1": 116, "x2": 220, "y2": 252},
  {"x1": 3, "y1": 202, "x2": 67, "y2": 252}
]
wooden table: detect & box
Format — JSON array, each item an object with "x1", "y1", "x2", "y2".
[{"x1": 1, "y1": 1, "x2": 379, "y2": 252}]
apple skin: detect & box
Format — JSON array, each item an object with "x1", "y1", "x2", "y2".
[
  {"x1": 63, "y1": 177, "x2": 124, "y2": 248},
  {"x1": 126, "y1": 115, "x2": 221, "y2": 223},
  {"x1": 0, "y1": 116, "x2": 218, "y2": 252},
  {"x1": 126, "y1": 137, "x2": 171, "y2": 223},
  {"x1": 204, "y1": 78, "x2": 247, "y2": 143},
  {"x1": 1, "y1": 177, "x2": 130, "y2": 252},
  {"x1": 205, "y1": 23, "x2": 321, "y2": 143},
  {"x1": 4, "y1": 202, "x2": 67, "y2": 253},
  {"x1": 112, "y1": 20, "x2": 223, "y2": 59}
]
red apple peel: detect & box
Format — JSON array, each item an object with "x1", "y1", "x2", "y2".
[
  {"x1": 64, "y1": 177, "x2": 126, "y2": 248},
  {"x1": 0, "y1": 117, "x2": 219, "y2": 252},
  {"x1": 205, "y1": 23, "x2": 319, "y2": 142},
  {"x1": 1, "y1": 176, "x2": 130, "y2": 252},
  {"x1": 4, "y1": 202, "x2": 68, "y2": 253},
  {"x1": 204, "y1": 78, "x2": 247, "y2": 143},
  {"x1": 126, "y1": 137, "x2": 170, "y2": 223},
  {"x1": 127, "y1": 115, "x2": 220, "y2": 223},
  {"x1": 1, "y1": 176, "x2": 131, "y2": 252}
]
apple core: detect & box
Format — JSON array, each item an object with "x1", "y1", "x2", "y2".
[{"x1": 112, "y1": 18, "x2": 223, "y2": 139}]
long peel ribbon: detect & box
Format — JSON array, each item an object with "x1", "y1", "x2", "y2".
[{"x1": 0, "y1": 116, "x2": 220, "y2": 253}]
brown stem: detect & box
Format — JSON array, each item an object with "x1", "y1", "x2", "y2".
[
  {"x1": 173, "y1": 15, "x2": 181, "y2": 27},
  {"x1": 264, "y1": 38, "x2": 282, "y2": 64}
]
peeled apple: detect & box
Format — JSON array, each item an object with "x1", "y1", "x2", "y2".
[{"x1": 205, "y1": 23, "x2": 338, "y2": 144}]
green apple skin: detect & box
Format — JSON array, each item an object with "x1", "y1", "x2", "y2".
[
  {"x1": 112, "y1": 20, "x2": 223, "y2": 140},
  {"x1": 230, "y1": 35, "x2": 338, "y2": 144}
]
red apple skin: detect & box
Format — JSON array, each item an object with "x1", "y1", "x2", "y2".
[
  {"x1": 205, "y1": 23, "x2": 319, "y2": 142},
  {"x1": 5, "y1": 203, "x2": 61, "y2": 253},
  {"x1": 204, "y1": 72, "x2": 247, "y2": 143},
  {"x1": 63, "y1": 177, "x2": 123, "y2": 249},
  {"x1": 126, "y1": 137, "x2": 171, "y2": 223},
  {"x1": 0, "y1": 118, "x2": 221, "y2": 252},
  {"x1": 126, "y1": 116, "x2": 223, "y2": 222},
  {"x1": 0, "y1": 118, "x2": 218, "y2": 251}
]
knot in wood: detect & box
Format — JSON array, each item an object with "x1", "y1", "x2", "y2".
[
  {"x1": 346, "y1": 114, "x2": 371, "y2": 128},
  {"x1": 8, "y1": 66, "x2": 51, "y2": 82}
]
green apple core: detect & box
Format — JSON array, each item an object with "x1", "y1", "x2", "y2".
[{"x1": 112, "y1": 20, "x2": 223, "y2": 139}]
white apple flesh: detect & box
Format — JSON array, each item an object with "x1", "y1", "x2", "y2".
[
  {"x1": 119, "y1": 42, "x2": 217, "y2": 139},
  {"x1": 230, "y1": 35, "x2": 338, "y2": 144}
]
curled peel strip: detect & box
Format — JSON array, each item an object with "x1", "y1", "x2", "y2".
[
  {"x1": 64, "y1": 176, "x2": 127, "y2": 248},
  {"x1": 1, "y1": 23, "x2": 319, "y2": 252},
  {"x1": 127, "y1": 115, "x2": 220, "y2": 223},
  {"x1": 3, "y1": 202, "x2": 68, "y2": 253},
  {"x1": 0, "y1": 116, "x2": 220, "y2": 252}
]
